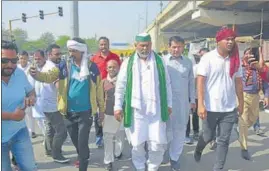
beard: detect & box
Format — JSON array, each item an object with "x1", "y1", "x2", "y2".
[
  {"x1": 53, "y1": 58, "x2": 61, "y2": 64},
  {"x1": 137, "y1": 51, "x2": 150, "y2": 59},
  {"x1": 2, "y1": 68, "x2": 15, "y2": 77}
]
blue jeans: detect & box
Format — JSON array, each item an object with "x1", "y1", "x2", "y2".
[
  {"x1": 253, "y1": 117, "x2": 260, "y2": 131},
  {"x1": 2, "y1": 127, "x2": 37, "y2": 171}
]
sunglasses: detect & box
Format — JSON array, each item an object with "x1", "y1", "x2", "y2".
[{"x1": 2, "y1": 58, "x2": 18, "y2": 64}]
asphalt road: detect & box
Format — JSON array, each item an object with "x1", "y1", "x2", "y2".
[{"x1": 29, "y1": 111, "x2": 269, "y2": 171}]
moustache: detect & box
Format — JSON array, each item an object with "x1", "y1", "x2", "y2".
[{"x1": 3, "y1": 67, "x2": 14, "y2": 70}]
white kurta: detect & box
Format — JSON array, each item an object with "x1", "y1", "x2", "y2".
[
  {"x1": 32, "y1": 61, "x2": 56, "y2": 118},
  {"x1": 114, "y1": 52, "x2": 172, "y2": 147}
]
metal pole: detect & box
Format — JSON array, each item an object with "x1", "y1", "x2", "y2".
[
  {"x1": 9, "y1": 20, "x2": 12, "y2": 38},
  {"x1": 138, "y1": 14, "x2": 140, "y2": 34},
  {"x1": 71, "y1": 1, "x2": 79, "y2": 38},
  {"x1": 145, "y1": 1, "x2": 148, "y2": 28}
]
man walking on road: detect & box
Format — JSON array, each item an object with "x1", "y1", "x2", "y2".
[
  {"x1": 2, "y1": 41, "x2": 37, "y2": 171},
  {"x1": 163, "y1": 36, "x2": 195, "y2": 171},
  {"x1": 17, "y1": 50, "x2": 37, "y2": 139},
  {"x1": 91, "y1": 37, "x2": 121, "y2": 147},
  {"x1": 114, "y1": 33, "x2": 172, "y2": 171},
  {"x1": 30, "y1": 38, "x2": 105, "y2": 171},
  {"x1": 42, "y1": 44, "x2": 69, "y2": 163},
  {"x1": 194, "y1": 27, "x2": 244, "y2": 171}
]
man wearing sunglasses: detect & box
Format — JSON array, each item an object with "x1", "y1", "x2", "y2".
[{"x1": 1, "y1": 41, "x2": 37, "y2": 171}]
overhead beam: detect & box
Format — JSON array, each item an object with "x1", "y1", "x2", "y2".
[
  {"x1": 223, "y1": 0, "x2": 238, "y2": 6},
  {"x1": 160, "y1": 1, "x2": 196, "y2": 30},
  {"x1": 192, "y1": 8, "x2": 269, "y2": 26},
  {"x1": 247, "y1": 1, "x2": 265, "y2": 8}
]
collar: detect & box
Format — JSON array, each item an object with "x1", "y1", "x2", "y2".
[
  {"x1": 215, "y1": 49, "x2": 229, "y2": 60},
  {"x1": 169, "y1": 54, "x2": 183, "y2": 60},
  {"x1": 98, "y1": 51, "x2": 111, "y2": 58}
]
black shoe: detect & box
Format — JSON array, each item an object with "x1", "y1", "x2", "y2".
[
  {"x1": 53, "y1": 155, "x2": 70, "y2": 163},
  {"x1": 105, "y1": 163, "x2": 112, "y2": 170},
  {"x1": 115, "y1": 153, "x2": 122, "y2": 160},
  {"x1": 31, "y1": 132, "x2": 37, "y2": 138},
  {"x1": 241, "y1": 149, "x2": 251, "y2": 161},
  {"x1": 194, "y1": 149, "x2": 202, "y2": 162}
]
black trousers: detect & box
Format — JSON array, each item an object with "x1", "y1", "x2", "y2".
[
  {"x1": 186, "y1": 99, "x2": 199, "y2": 137},
  {"x1": 65, "y1": 110, "x2": 93, "y2": 171}
]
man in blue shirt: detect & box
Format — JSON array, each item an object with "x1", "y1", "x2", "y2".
[{"x1": 1, "y1": 41, "x2": 37, "y2": 171}]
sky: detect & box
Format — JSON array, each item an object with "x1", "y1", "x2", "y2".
[{"x1": 2, "y1": 1, "x2": 169, "y2": 44}]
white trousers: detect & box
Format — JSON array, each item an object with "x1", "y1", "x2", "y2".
[
  {"x1": 103, "y1": 130, "x2": 125, "y2": 164},
  {"x1": 36, "y1": 117, "x2": 46, "y2": 136},
  {"x1": 132, "y1": 141, "x2": 165, "y2": 171},
  {"x1": 166, "y1": 124, "x2": 186, "y2": 162},
  {"x1": 25, "y1": 107, "x2": 35, "y2": 133}
]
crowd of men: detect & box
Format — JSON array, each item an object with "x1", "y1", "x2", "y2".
[{"x1": 2, "y1": 26, "x2": 269, "y2": 171}]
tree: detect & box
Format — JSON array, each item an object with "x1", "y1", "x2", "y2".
[
  {"x1": 39, "y1": 32, "x2": 55, "y2": 48},
  {"x1": 9, "y1": 28, "x2": 28, "y2": 51},
  {"x1": 56, "y1": 35, "x2": 70, "y2": 50},
  {"x1": 84, "y1": 38, "x2": 98, "y2": 54}
]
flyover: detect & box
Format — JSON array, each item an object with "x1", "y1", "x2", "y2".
[{"x1": 145, "y1": 1, "x2": 269, "y2": 51}]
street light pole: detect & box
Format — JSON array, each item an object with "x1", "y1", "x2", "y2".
[
  {"x1": 71, "y1": 1, "x2": 79, "y2": 38},
  {"x1": 138, "y1": 14, "x2": 143, "y2": 34},
  {"x1": 145, "y1": 1, "x2": 148, "y2": 28}
]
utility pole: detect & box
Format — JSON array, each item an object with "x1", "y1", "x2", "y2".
[
  {"x1": 71, "y1": 1, "x2": 79, "y2": 38},
  {"x1": 145, "y1": 1, "x2": 148, "y2": 28},
  {"x1": 138, "y1": 14, "x2": 143, "y2": 34},
  {"x1": 160, "y1": 1, "x2": 163, "y2": 14}
]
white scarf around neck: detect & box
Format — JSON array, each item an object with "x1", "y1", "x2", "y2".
[{"x1": 131, "y1": 51, "x2": 159, "y2": 115}]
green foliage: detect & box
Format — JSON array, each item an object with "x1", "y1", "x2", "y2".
[
  {"x1": 84, "y1": 38, "x2": 99, "y2": 54},
  {"x1": 2, "y1": 28, "x2": 99, "y2": 54}
]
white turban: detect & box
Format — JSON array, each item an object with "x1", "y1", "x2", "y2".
[{"x1": 67, "y1": 40, "x2": 89, "y2": 80}]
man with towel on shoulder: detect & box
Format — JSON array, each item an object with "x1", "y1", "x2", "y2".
[{"x1": 114, "y1": 33, "x2": 172, "y2": 171}]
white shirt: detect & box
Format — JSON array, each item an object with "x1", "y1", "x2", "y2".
[
  {"x1": 17, "y1": 63, "x2": 35, "y2": 86},
  {"x1": 32, "y1": 61, "x2": 58, "y2": 114},
  {"x1": 197, "y1": 49, "x2": 242, "y2": 112}
]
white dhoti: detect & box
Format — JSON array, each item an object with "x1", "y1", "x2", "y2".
[
  {"x1": 103, "y1": 130, "x2": 125, "y2": 164},
  {"x1": 129, "y1": 103, "x2": 167, "y2": 171},
  {"x1": 103, "y1": 115, "x2": 125, "y2": 164}
]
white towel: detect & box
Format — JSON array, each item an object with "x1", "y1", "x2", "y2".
[
  {"x1": 131, "y1": 51, "x2": 158, "y2": 115},
  {"x1": 67, "y1": 40, "x2": 89, "y2": 81}
]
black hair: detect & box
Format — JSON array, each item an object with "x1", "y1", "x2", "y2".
[
  {"x1": 157, "y1": 52, "x2": 162, "y2": 56},
  {"x1": 98, "y1": 36, "x2": 110, "y2": 45},
  {"x1": 20, "y1": 50, "x2": 29, "y2": 56},
  {"x1": 47, "y1": 44, "x2": 60, "y2": 54},
  {"x1": 35, "y1": 49, "x2": 45, "y2": 58},
  {"x1": 168, "y1": 36, "x2": 185, "y2": 46},
  {"x1": 2, "y1": 40, "x2": 18, "y2": 53},
  {"x1": 72, "y1": 37, "x2": 86, "y2": 44},
  {"x1": 199, "y1": 48, "x2": 210, "y2": 53}
]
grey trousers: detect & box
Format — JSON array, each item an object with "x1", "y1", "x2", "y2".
[
  {"x1": 195, "y1": 109, "x2": 237, "y2": 171},
  {"x1": 44, "y1": 111, "x2": 67, "y2": 158}
]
